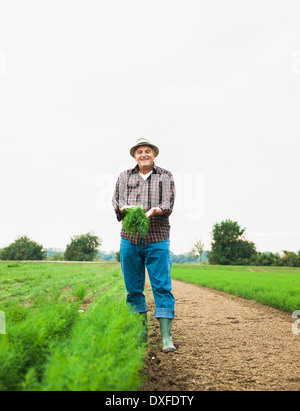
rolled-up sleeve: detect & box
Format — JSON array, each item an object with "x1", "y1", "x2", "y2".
[
  {"x1": 158, "y1": 172, "x2": 175, "y2": 218},
  {"x1": 112, "y1": 172, "x2": 127, "y2": 222}
]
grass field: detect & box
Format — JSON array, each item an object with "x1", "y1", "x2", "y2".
[
  {"x1": 171, "y1": 264, "x2": 300, "y2": 313},
  {"x1": 0, "y1": 261, "x2": 147, "y2": 391}
]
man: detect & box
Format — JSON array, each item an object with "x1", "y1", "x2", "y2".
[{"x1": 112, "y1": 138, "x2": 176, "y2": 353}]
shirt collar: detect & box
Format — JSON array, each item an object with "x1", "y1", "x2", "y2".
[{"x1": 132, "y1": 162, "x2": 158, "y2": 174}]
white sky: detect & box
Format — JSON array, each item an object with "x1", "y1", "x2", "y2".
[{"x1": 0, "y1": 0, "x2": 299, "y2": 255}]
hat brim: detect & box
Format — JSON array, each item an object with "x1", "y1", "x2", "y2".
[{"x1": 130, "y1": 143, "x2": 159, "y2": 158}]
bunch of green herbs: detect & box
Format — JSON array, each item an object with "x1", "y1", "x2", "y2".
[{"x1": 123, "y1": 206, "x2": 149, "y2": 238}]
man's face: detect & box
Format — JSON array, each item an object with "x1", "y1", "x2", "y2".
[{"x1": 134, "y1": 145, "x2": 155, "y2": 169}]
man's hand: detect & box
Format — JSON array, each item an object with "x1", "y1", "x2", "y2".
[
  {"x1": 146, "y1": 207, "x2": 163, "y2": 218},
  {"x1": 120, "y1": 205, "x2": 135, "y2": 213}
]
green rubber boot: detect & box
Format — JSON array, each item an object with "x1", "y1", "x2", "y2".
[{"x1": 159, "y1": 318, "x2": 176, "y2": 353}]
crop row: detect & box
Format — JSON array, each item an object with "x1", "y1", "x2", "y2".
[{"x1": 0, "y1": 262, "x2": 147, "y2": 391}]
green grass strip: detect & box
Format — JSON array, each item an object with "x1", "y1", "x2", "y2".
[{"x1": 171, "y1": 264, "x2": 300, "y2": 313}]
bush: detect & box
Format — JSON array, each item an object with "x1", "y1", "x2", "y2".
[
  {"x1": 64, "y1": 232, "x2": 101, "y2": 261},
  {"x1": 47, "y1": 252, "x2": 64, "y2": 261},
  {"x1": 209, "y1": 220, "x2": 257, "y2": 265},
  {"x1": 253, "y1": 252, "x2": 282, "y2": 266},
  {"x1": 281, "y1": 250, "x2": 300, "y2": 267},
  {"x1": 0, "y1": 236, "x2": 46, "y2": 261}
]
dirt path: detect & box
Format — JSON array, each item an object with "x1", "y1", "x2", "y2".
[{"x1": 139, "y1": 276, "x2": 300, "y2": 391}]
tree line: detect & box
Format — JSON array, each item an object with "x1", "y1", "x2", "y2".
[
  {"x1": 0, "y1": 220, "x2": 299, "y2": 267},
  {"x1": 191, "y1": 219, "x2": 300, "y2": 267},
  {"x1": 0, "y1": 234, "x2": 202, "y2": 264},
  {"x1": 0, "y1": 232, "x2": 101, "y2": 262}
]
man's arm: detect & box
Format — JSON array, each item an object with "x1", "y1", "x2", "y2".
[
  {"x1": 112, "y1": 172, "x2": 128, "y2": 221},
  {"x1": 157, "y1": 172, "x2": 175, "y2": 217},
  {"x1": 120, "y1": 205, "x2": 135, "y2": 213},
  {"x1": 146, "y1": 207, "x2": 163, "y2": 218},
  {"x1": 146, "y1": 171, "x2": 175, "y2": 218}
]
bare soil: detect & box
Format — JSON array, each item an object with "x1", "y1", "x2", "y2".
[{"x1": 139, "y1": 276, "x2": 300, "y2": 391}]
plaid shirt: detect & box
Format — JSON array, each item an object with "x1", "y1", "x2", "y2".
[{"x1": 112, "y1": 163, "x2": 175, "y2": 244}]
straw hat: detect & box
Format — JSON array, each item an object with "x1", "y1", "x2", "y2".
[{"x1": 130, "y1": 138, "x2": 159, "y2": 158}]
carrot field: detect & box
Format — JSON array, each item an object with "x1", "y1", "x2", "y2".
[
  {"x1": 1, "y1": 261, "x2": 300, "y2": 391},
  {"x1": 0, "y1": 261, "x2": 147, "y2": 391}
]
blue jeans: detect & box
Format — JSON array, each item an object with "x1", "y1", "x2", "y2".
[{"x1": 120, "y1": 237, "x2": 175, "y2": 319}]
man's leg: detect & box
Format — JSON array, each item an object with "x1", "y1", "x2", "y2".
[
  {"x1": 144, "y1": 239, "x2": 176, "y2": 352},
  {"x1": 144, "y1": 239, "x2": 175, "y2": 319},
  {"x1": 120, "y1": 237, "x2": 147, "y2": 314}
]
